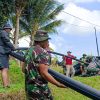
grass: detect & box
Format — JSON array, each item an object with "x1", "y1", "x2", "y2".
[
  {"x1": 49, "y1": 66, "x2": 100, "y2": 100},
  {"x1": 0, "y1": 60, "x2": 100, "y2": 100},
  {"x1": 0, "y1": 60, "x2": 25, "y2": 100}
]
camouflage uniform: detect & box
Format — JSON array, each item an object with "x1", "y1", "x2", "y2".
[
  {"x1": 86, "y1": 57, "x2": 100, "y2": 76},
  {"x1": 24, "y1": 45, "x2": 53, "y2": 100},
  {"x1": 80, "y1": 56, "x2": 87, "y2": 70},
  {"x1": 80, "y1": 56, "x2": 87, "y2": 67}
]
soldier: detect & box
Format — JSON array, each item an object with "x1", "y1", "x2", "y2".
[
  {"x1": 86, "y1": 56, "x2": 100, "y2": 76},
  {"x1": 80, "y1": 54, "x2": 87, "y2": 75},
  {"x1": 21, "y1": 30, "x2": 65, "y2": 100},
  {"x1": 0, "y1": 24, "x2": 15, "y2": 87}
]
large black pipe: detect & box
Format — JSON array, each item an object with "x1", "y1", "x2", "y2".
[
  {"x1": 15, "y1": 47, "x2": 89, "y2": 65},
  {"x1": 10, "y1": 51, "x2": 25, "y2": 61},
  {"x1": 48, "y1": 51, "x2": 89, "y2": 65},
  {"x1": 48, "y1": 69, "x2": 100, "y2": 100},
  {"x1": 9, "y1": 51, "x2": 100, "y2": 100}
]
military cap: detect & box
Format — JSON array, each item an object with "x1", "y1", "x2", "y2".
[
  {"x1": 34, "y1": 30, "x2": 51, "y2": 41},
  {"x1": 3, "y1": 24, "x2": 12, "y2": 30}
]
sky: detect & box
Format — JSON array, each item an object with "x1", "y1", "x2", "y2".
[{"x1": 19, "y1": 0, "x2": 100, "y2": 60}]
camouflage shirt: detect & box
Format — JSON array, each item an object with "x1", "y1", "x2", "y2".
[
  {"x1": 87, "y1": 61, "x2": 100, "y2": 73},
  {"x1": 80, "y1": 57, "x2": 87, "y2": 66},
  {"x1": 24, "y1": 45, "x2": 53, "y2": 100}
]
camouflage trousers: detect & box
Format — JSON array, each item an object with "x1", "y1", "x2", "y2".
[{"x1": 26, "y1": 85, "x2": 53, "y2": 100}]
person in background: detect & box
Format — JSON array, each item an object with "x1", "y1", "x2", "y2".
[
  {"x1": 80, "y1": 54, "x2": 87, "y2": 75},
  {"x1": 21, "y1": 30, "x2": 66, "y2": 100},
  {"x1": 64, "y1": 51, "x2": 75, "y2": 77},
  {"x1": 0, "y1": 24, "x2": 15, "y2": 88}
]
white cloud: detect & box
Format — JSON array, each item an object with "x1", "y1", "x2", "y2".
[
  {"x1": 49, "y1": 42, "x2": 56, "y2": 50},
  {"x1": 19, "y1": 36, "x2": 57, "y2": 51},
  {"x1": 19, "y1": 1, "x2": 100, "y2": 58},
  {"x1": 19, "y1": 36, "x2": 30, "y2": 47},
  {"x1": 57, "y1": 2, "x2": 100, "y2": 35}
]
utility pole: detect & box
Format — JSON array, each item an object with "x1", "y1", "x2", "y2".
[{"x1": 94, "y1": 27, "x2": 99, "y2": 56}]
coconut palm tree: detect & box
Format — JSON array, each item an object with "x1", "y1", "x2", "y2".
[
  {"x1": 14, "y1": 0, "x2": 28, "y2": 47},
  {"x1": 20, "y1": 0, "x2": 64, "y2": 45}
]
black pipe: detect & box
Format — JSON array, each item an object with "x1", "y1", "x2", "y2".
[
  {"x1": 10, "y1": 51, "x2": 25, "y2": 62},
  {"x1": 9, "y1": 51, "x2": 100, "y2": 100},
  {"x1": 48, "y1": 69, "x2": 100, "y2": 100},
  {"x1": 48, "y1": 51, "x2": 89, "y2": 65},
  {"x1": 15, "y1": 47, "x2": 29, "y2": 51},
  {"x1": 15, "y1": 47, "x2": 89, "y2": 65}
]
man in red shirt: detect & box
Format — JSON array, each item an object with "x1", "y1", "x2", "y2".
[{"x1": 64, "y1": 51, "x2": 75, "y2": 77}]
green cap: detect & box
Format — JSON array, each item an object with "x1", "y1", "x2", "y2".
[
  {"x1": 83, "y1": 54, "x2": 87, "y2": 56},
  {"x1": 34, "y1": 30, "x2": 51, "y2": 41}
]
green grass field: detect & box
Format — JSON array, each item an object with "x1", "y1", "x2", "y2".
[{"x1": 0, "y1": 60, "x2": 100, "y2": 100}]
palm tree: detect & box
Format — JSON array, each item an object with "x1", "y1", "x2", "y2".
[
  {"x1": 9, "y1": 12, "x2": 29, "y2": 44},
  {"x1": 14, "y1": 0, "x2": 28, "y2": 47},
  {"x1": 20, "y1": 0, "x2": 64, "y2": 45}
]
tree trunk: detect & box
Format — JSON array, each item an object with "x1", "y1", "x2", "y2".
[
  {"x1": 14, "y1": 11, "x2": 20, "y2": 48},
  {"x1": 29, "y1": 35, "x2": 33, "y2": 46},
  {"x1": 30, "y1": 22, "x2": 39, "y2": 46}
]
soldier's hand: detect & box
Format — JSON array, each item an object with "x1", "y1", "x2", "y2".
[{"x1": 57, "y1": 82, "x2": 67, "y2": 88}]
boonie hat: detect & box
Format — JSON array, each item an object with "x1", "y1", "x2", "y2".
[
  {"x1": 34, "y1": 30, "x2": 51, "y2": 41},
  {"x1": 3, "y1": 24, "x2": 12, "y2": 30},
  {"x1": 83, "y1": 54, "x2": 87, "y2": 56}
]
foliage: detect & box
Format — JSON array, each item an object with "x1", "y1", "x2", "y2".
[
  {"x1": 0, "y1": 0, "x2": 14, "y2": 27},
  {"x1": 0, "y1": 59, "x2": 25, "y2": 100},
  {"x1": 0, "y1": 60, "x2": 100, "y2": 100},
  {"x1": 20, "y1": 0, "x2": 64, "y2": 45},
  {"x1": 0, "y1": 0, "x2": 64, "y2": 46},
  {"x1": 50, "y1": 66, "x2": 100, "y2": 100}
]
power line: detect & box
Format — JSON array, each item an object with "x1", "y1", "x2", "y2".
[
  {"x1": 65, "y1": 21, "x2": 100, "y2": 32},
  {"x1": 62, "y1": 11, "x2": 100, "y2": 28},
  {"x1": 62, "y1": 11, "x2": 100, "y2": 55},
  {"x1": 65, "y1": 21, "x2": 91, "y2": 29}
]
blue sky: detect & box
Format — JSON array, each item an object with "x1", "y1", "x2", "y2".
[
  {"x1": 19, "y1": 0, "x2": 100, "y2": 60},
  {"x1": 76, "y1": 2, "x2": 100, "y2": 10},
  {"x1": 49, "y1": 0, "x2": 100, "y2": 60}
]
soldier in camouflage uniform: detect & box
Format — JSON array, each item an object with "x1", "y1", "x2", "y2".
[
  {"x1": 22, "y1": 30, "x2": 65, "y2": 100},
  {"x1": 80, "y1": 54, "x2": 87, "y2": 75},
  {"x1": 86, "y1": 57, "x2": 100, "y2": 76}
]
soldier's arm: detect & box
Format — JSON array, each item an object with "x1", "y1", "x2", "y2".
[
  {"x1": 1, "y1": 31, "x2": 15, "y2": 50},
  {"x1": 38, "y1": 64, "x2": 66, "y2": 88}
]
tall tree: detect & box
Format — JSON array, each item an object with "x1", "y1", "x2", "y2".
[
  {"x1": 21, "y1": 0, "x2": 64, "y2": 45},
  {"x1": 14, "y1": 0, "x2": 28, "y2": 47}
]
